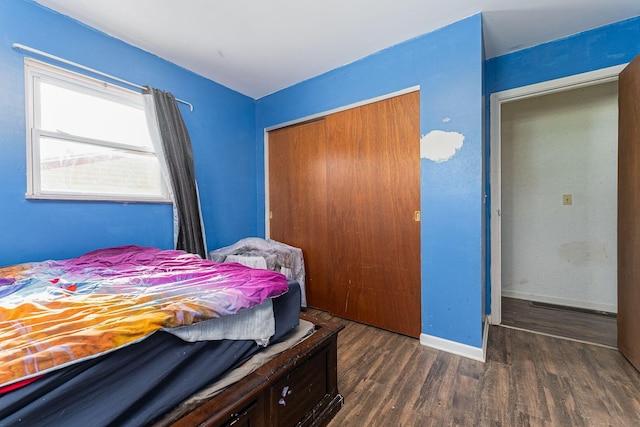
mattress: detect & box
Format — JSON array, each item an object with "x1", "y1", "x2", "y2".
[{"x1": 0, "y1": 281, "x2": 301, "y2": 427}]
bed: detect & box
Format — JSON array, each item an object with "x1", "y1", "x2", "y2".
[{"x1": 0, "y1": 245, "x2": 343, "y2": 426}]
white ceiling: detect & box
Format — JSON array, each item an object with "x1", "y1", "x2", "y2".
[{"x1": 34, "y1": 0, "x2": 640, "y2": 99}]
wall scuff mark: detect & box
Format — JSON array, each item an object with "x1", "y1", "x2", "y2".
[{"x1": 558, "y1": 241, "x2": 608, "y2": 266}]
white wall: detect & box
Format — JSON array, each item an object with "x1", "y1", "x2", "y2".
[{"x1": 501, "y1": 81, "x2": 618, "y2": 313}]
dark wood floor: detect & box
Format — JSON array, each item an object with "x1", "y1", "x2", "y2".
[
  {"x1": 501, "y1": 297, "x2": 617, "y2": 348},
  {"x1": 305, "y1": 309, "x2": 640, "y2": 427}
]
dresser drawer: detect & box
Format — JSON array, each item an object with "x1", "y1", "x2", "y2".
[{"x1": 269, "y1": 348, "x2": 328, "y2": 426}]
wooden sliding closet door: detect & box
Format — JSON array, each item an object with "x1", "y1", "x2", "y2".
[
  {"x1": 269, "y1": 120, "x2": 330, "y2": 309},
  {"x1": 268, "y1": 92, "x2": 421, "y2": 338},
  {"x1": 326, "y1": 92, "x2": 421, "y2": 337}
]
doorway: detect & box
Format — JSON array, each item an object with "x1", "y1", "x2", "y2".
[{"x1": 490, "y1": 65, "x2": 625, "y2": 347}]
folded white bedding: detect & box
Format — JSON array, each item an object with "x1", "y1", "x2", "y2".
[{"x1": 165, "y1": 298, "x2": 275, "y2": 346}]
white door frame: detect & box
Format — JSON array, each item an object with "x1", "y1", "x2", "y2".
[{"x1": 489, "y1": 64, "x2": 626, "y2": 325}]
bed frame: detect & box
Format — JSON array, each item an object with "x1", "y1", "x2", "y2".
[{"x1": 159, "y1": 312, "x2": 344, "y2": 427}]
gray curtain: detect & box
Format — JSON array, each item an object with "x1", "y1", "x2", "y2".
[{"x1": 143, "y1": 86, "x2": 207, "y2": 258}]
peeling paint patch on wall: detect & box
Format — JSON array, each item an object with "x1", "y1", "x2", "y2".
[{"x1": 420, "y1": 130, "x2": 464, "y2": 162}]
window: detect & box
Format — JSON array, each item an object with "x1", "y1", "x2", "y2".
[{"x1": 25, "y1": 58, "x2": 169, "y2": 202}]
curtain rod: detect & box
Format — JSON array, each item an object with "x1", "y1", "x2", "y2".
[{"x1": 12, "y1": 43, "x2": 194, "y2": 112}]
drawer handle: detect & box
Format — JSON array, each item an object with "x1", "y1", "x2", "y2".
[{"x1": 278, "y1": 385, "x2": 293, "y2": 406}]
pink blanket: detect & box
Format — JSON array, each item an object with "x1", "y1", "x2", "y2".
[{"x1": 0, "y1": 245, "x2": 289, "y2": 388}]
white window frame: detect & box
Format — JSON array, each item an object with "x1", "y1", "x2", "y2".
[{"x1": 24, "y1": 58, "x2": 170, "y2": 203}]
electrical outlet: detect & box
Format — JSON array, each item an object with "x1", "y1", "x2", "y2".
[{"x1": 562, "y1": 194, "x2": 572, "y2": 205}]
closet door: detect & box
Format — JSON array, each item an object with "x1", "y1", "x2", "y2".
[
  {"x1": 326, "y1": 92, "x2": 421, "y2": 337},
  {"x1": 269, "y1": 120, "x2": 330, "y2": 309}
]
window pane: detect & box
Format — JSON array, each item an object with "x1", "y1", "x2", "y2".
[
  {"x1": 39, "y1": 81, "x2": 152, "y2": 149},
  {"x1": 39, "y1": 137, "x2": 164, "y2": 198}
]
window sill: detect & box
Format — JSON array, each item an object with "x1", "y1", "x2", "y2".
[{"x1": 25, "y1": 193, "x2": 172, "y2": 204}]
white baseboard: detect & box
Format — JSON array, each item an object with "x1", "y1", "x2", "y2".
[
  {"x1": 420, "y1": 330, "x2": 485, "y2": 362},
  {"x1": 502, "y1": 289, "x2": 616, "y2": 314}
]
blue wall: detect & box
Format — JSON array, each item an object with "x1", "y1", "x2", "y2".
[
  {"x1": 257, "y1": 15, "x2": 485, "y2": 348},
  {"x1": 486, "y1": 16, "x2": 640, "y2": 95},
  {"x1": 485, "y1": 16, "x2": 640, "y2": 313},
  {"x1": 0, "y1": 1, "x2": 258, "y2": 266}
]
